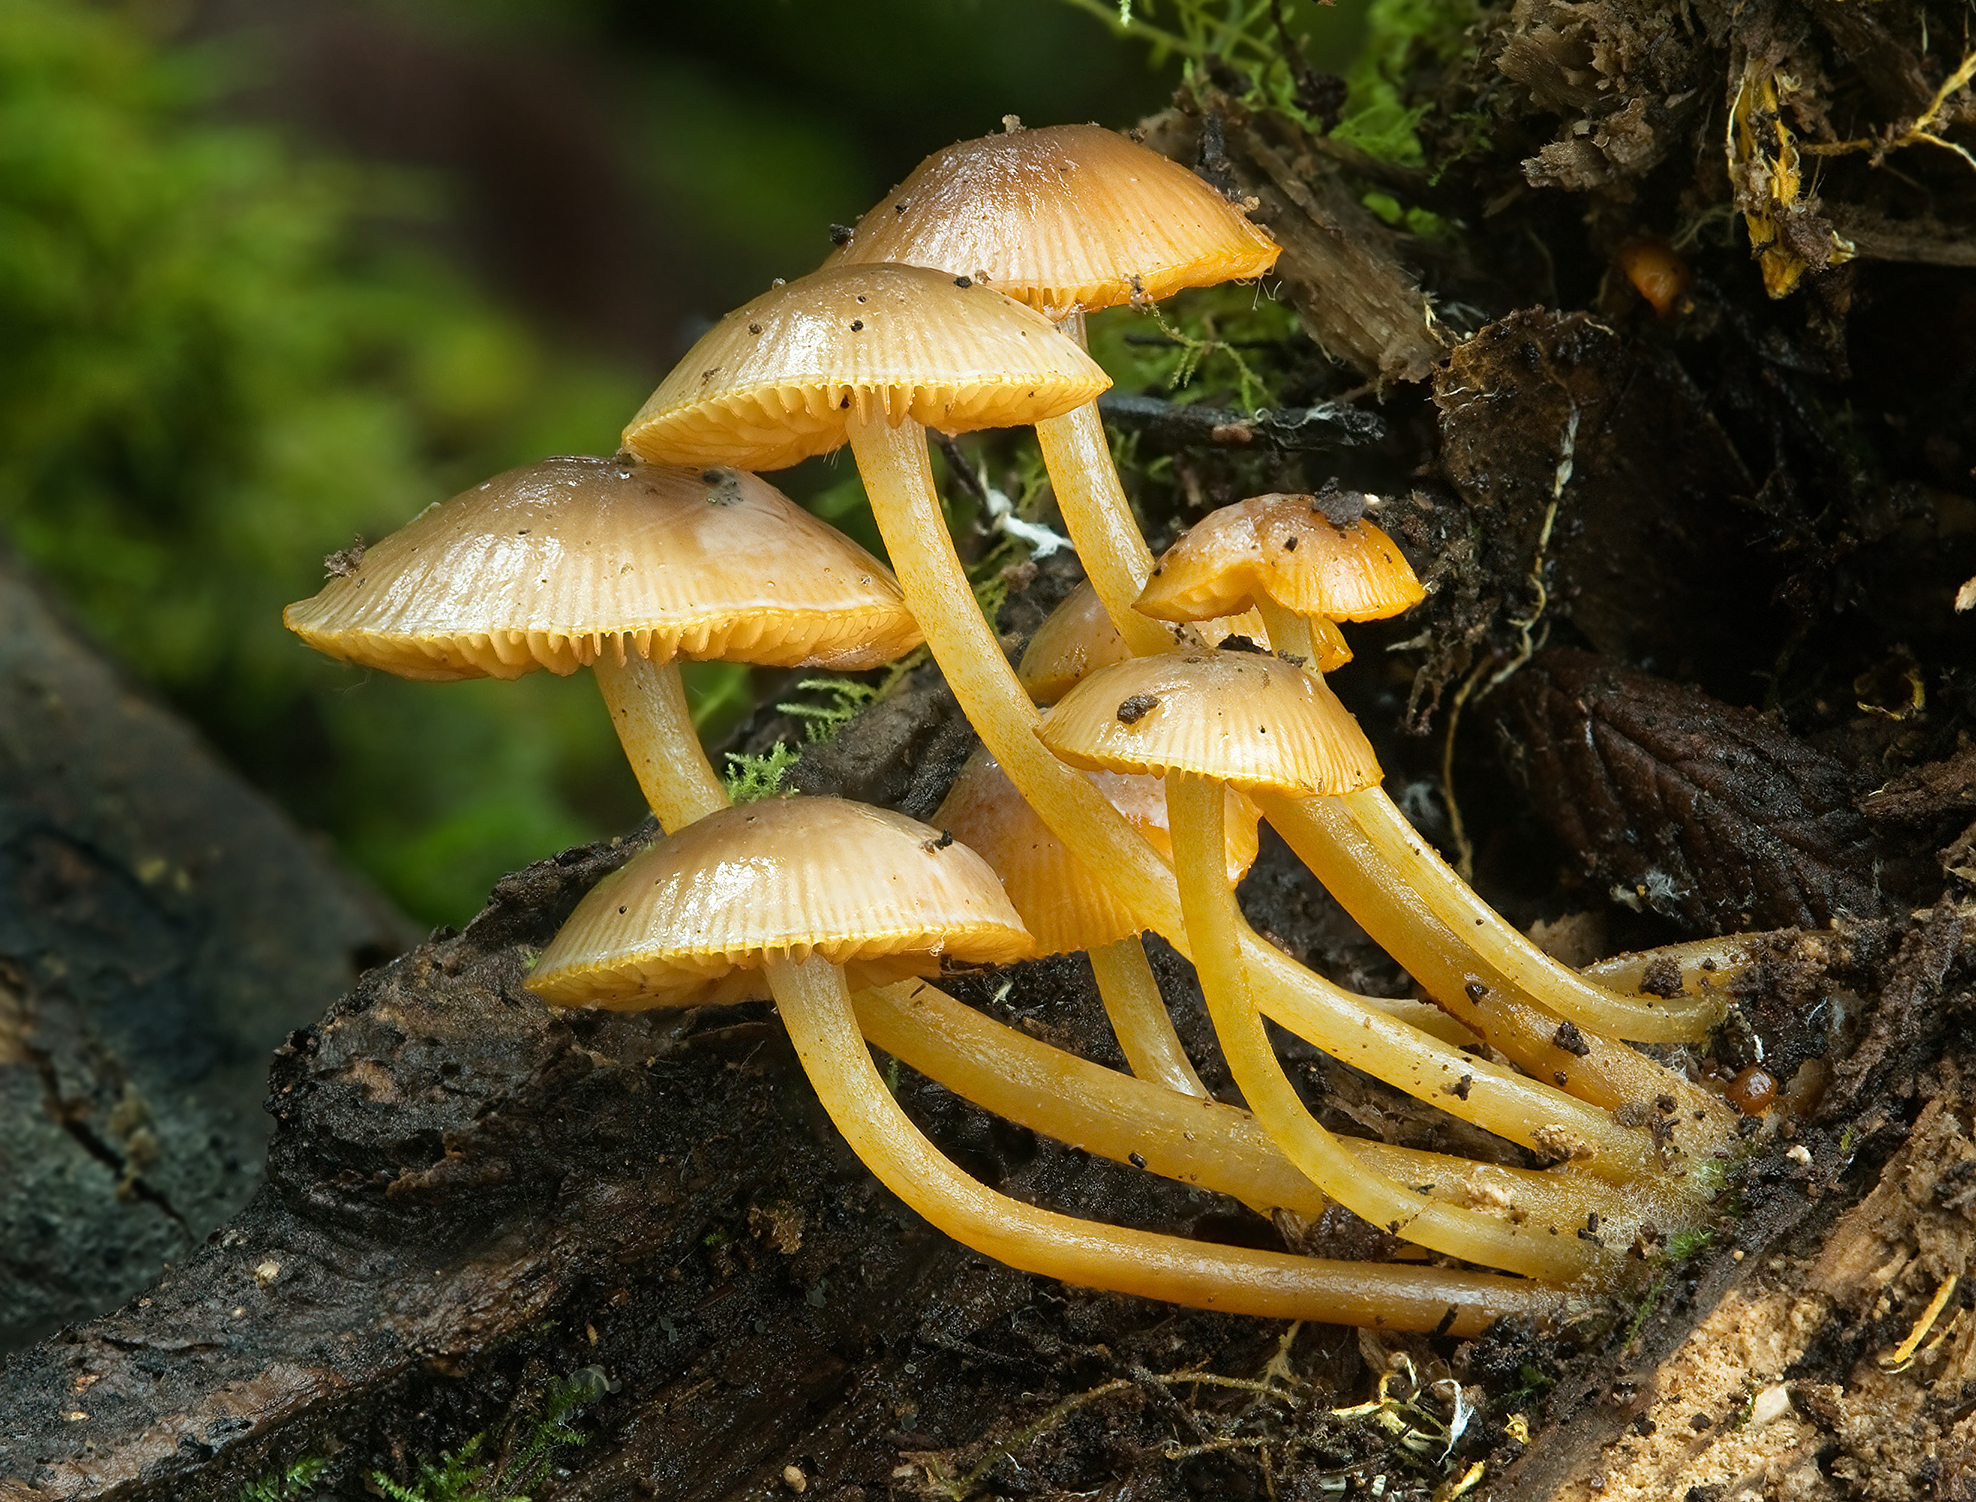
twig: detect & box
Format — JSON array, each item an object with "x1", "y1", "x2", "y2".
[{"x1": 1803, "y1": 51, "x2": 1976, "y2": 175}]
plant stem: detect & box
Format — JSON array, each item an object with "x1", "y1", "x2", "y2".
[
  {"x1": 857, "y1": 979, "x2": 1652, "y2": 1242},
  {"x1": 843, "y1": 413, "x2": 1673, "y2": 1182},
  {"x1": 1265, "y1": 791, "x2": 1738, "y2": 1153}
]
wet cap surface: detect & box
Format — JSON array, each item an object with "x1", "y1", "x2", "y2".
[
  {"x1": 527, "y1": 797, "x2": 1035, "y2": 1009},
  {"x1": 621, "y1": 262, "x2": 1109, "y2": 473},
  {"x1": 1039, "y1": 650, "x2": 1382, "y2": 795},
  {"x1": 834, "y1": 123, "x2": 1280, "y2": 318},
  {"x1": 283, "y1": 457, "x2": 921, "y2": 680}
]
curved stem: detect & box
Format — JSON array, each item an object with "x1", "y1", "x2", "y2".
[
  {"x1": 1089, "y1": 936, "x2": 1209, "y2": 1098},
  {"x1": 857, "y1": 979, "x2": 1653, "y2": 1243},
  {"x1": 1348, "y1": 992, "x2": 1483, "y2": 1049},
  {"x1": 846, "y1": 414, "x2": 1183, "y2": 933},
  {"x1": 1238, "y1": 935, "x2": 1665, "y2": 1183},
  {"x1": 842, "y1": 415, "x2": 1673, "y2": 1184},
  {"x1": 1035, "y1": 401, "x2": 1174, "y2": 657},
  {"x1": 1166, "y1": 771, "x2": 1602, "y2": 1283},
  {"x1": 1580, "y1": 936, "x2": 1763, "y2": 995},
  {"x1": 1328, "y1": 789, "x2": 1727, "y2": 1044},
  {"x1": 766, "y1": 952, "x2": 1565, "y2": 1332},
  {"x1": 1264, "y1": 792, "x2": 1738, "y2": 1155},
  {"x1": 592, "y1": 653, "x2": 730, "y2": 833}
]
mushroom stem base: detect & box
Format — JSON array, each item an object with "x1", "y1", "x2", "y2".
[{"x1": 1165, "y1": 772, "x2": 1602, "y2": 1284}]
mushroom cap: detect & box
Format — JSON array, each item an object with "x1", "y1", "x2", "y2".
[
  {"x1": 283, "y1": 457, "x2": 922, "y2": 682},
  {"x1": 1038, "y1": 649, "x2": 1382, "y2": 796},
  {"x1": 526, "y1": 797, "x2": 1036, "y2": 1009},
  {"x1": 832, "y1": 123, "x2": 1280, "y2": 318},
  {"x1": 1136, "y1": 493, "x2": 1425, "y2": 626},
  {"x1": 935, "y1": 741, "x2": 1260, "y2": 954},
  {"x1": 621, "y1": 263, "x2": 1110, "y2": 473},
  {"x1": 1017, "y1": 579, "x2": 1271, "y2": 704}
]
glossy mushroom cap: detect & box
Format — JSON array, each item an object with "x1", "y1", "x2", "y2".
[
  {"x1": 283, "y1": 457, "x2": 922, "y2": 681},
  {"x1": 936, "y1": 742, "x2": 1259, "y2": 954},
  {"x1": 1136, "y1": 492, "x2": 1425, "y2": 627},
  {"x1": 832, "y1": 123, "x2": 1280, "y2": 318},
  {"x1": 621, "y1": 263, "x2": 1109, "y2": 473},
  {"x1": 1039, "y1": 649, "x2": 1382, "y2": 796},
  {"x1": 1017, "y1": 580, "x2": 1269, "y2": 705},
  {"x1": 527, "y1": 797, "x2": 1035, "y2": 1009}
]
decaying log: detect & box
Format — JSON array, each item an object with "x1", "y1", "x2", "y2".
[{"x1": 0, "y1": 545, "x2": 411, "y2": 1353}]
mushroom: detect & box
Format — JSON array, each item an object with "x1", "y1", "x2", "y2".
[
  {"x1": 1040, "y1": 648, "x2": 1622, "y2": 1281},
  {"x1": 1033, "y1": 648, "x2": 1689, "y2": 1185},
  {"x1": 284, "y1": 456, "x2": 920, "y2": 833},
  {"x1": 528, "y1": 795, "x2": 1565, "y2": 1332},
  {"x1": 1134, "y1": 489, "x2": 1409, "y2": 670},
  {"x1": 1018, "y1": 578, "x2": 1268, "y2": 704},
  {"x1": 1134, "y1": 493, "x2": 1733, "y2": 1087},
  {"x1": 831, "y1": 121, "x2": 1280, "y2": 651},
  {"x1": 616, "y1": 262, "x2": 1710, "y2": 1227}
]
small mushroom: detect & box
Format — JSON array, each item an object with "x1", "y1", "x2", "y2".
[
  {"x1": 1017, "y1": 579, "x2": 1267, "y2": 706},
  {"x1": 1043, "y1": 652, "x2": 1622, "y2": 1280},
  {"x1": 283, "y1": 456, "x2": 920, "y2": 833},
  {"x1": 936, "y1": 737, "x2": 1264, "y2": 1097}
]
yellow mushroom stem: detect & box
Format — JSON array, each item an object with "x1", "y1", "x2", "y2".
[
  {"x1": 1302, "y1": 790, "x2": 1726, "y2": 1044},
  {"x1": 855, "y1": 979, "x2": 1656, "y2": 1246},
  {"x1": 1254, "y1": 599, "x2": 1317, "y2": 668},
  {"x1": 842, "y1": 414, "x2": 1681, "y2": 1190},
  {"x1": 1264, "y1": 792, "x2": 1738, "y2": 1141},
  {"x1": 591, "y1": 653, "x2": 731, "y2": 834},
  {"x1": 1163, "y1": 770, "x2": 1605, "y2": 1283},
  {"x1": 1088, "y1": 936, "x2": 1209, "y2": 1097},
  {"x1": 1033, "y1": 314, "x2": 1173, "y2": 658},
  {"x1": 762, "y1": 950, "x2": 1566, "y2": 1332},
  {"x1": 1579, "y1": 936, "x2": 1762, "y2": 995}
]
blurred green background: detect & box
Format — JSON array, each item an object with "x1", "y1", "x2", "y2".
[{"x1": 0, "y1": 0, "x2": 1377, "y2": 926}]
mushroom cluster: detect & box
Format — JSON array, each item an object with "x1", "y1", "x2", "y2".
[{"x1": 286, "y1": 119, "x2": 1744, "y2": 1334}]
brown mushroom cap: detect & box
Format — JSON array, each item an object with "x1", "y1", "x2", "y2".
[
  {"x1": 1017, "y1": 580, "x2": 1271, "y2": 704},
  {"x1": 832, "y1": 123, "x2": 1280, "y2": 317},
  {"x1": 1038, "y1": 650, "x2": 1382, "y2": 796},
  {"x1": 283, "y1": 457, "x2": 921, "y2": 681},
  {"x1": 526, "y1": 797, "x2": 1035, "y2": 1009},
  {"x1": 1136, "y1": 493, "x2": 1425, "y2": 626},
  {"x1": 621, "y1": 263, "x2": 1109, "y2": 473},
  {"x1": 936, "y1": 741, "x2": 1259, "y2": 954}
]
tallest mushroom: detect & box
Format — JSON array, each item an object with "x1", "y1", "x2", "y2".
[
  {"x1": 620, "y1": 261, "x2": 1173, "y2": 912},
  {"x1": 831, "y1": 121, "x2": 1280, "y2": 654}
]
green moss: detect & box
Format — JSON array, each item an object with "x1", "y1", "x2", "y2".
[
  {"x1": 723, "y1": 741, "x2": 800, "y2": 804},
  {"x1": 0, "y1": 0, "x2": 647, "y2": 925},
  {"x1": 238, "y1": 1455, "x2": 326, "y2": 1502},
  {"x1": 1333, "y1": 0, "x2": 1481, "y2": 167},
  {"x1": 1085, "y1": 284, "x2": 1303, "y2": 412},
  {"x1": 369, "y1": 1368, "x2": 607, "y2": 1502}
]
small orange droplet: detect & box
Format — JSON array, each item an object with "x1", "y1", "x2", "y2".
[
  {"x1": 1615, "y1": 236, "x2": 1691, "y2": 318},
  {"x1": 1725, "y1": 1065, "x2": 1777, "y2": 1116}
]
